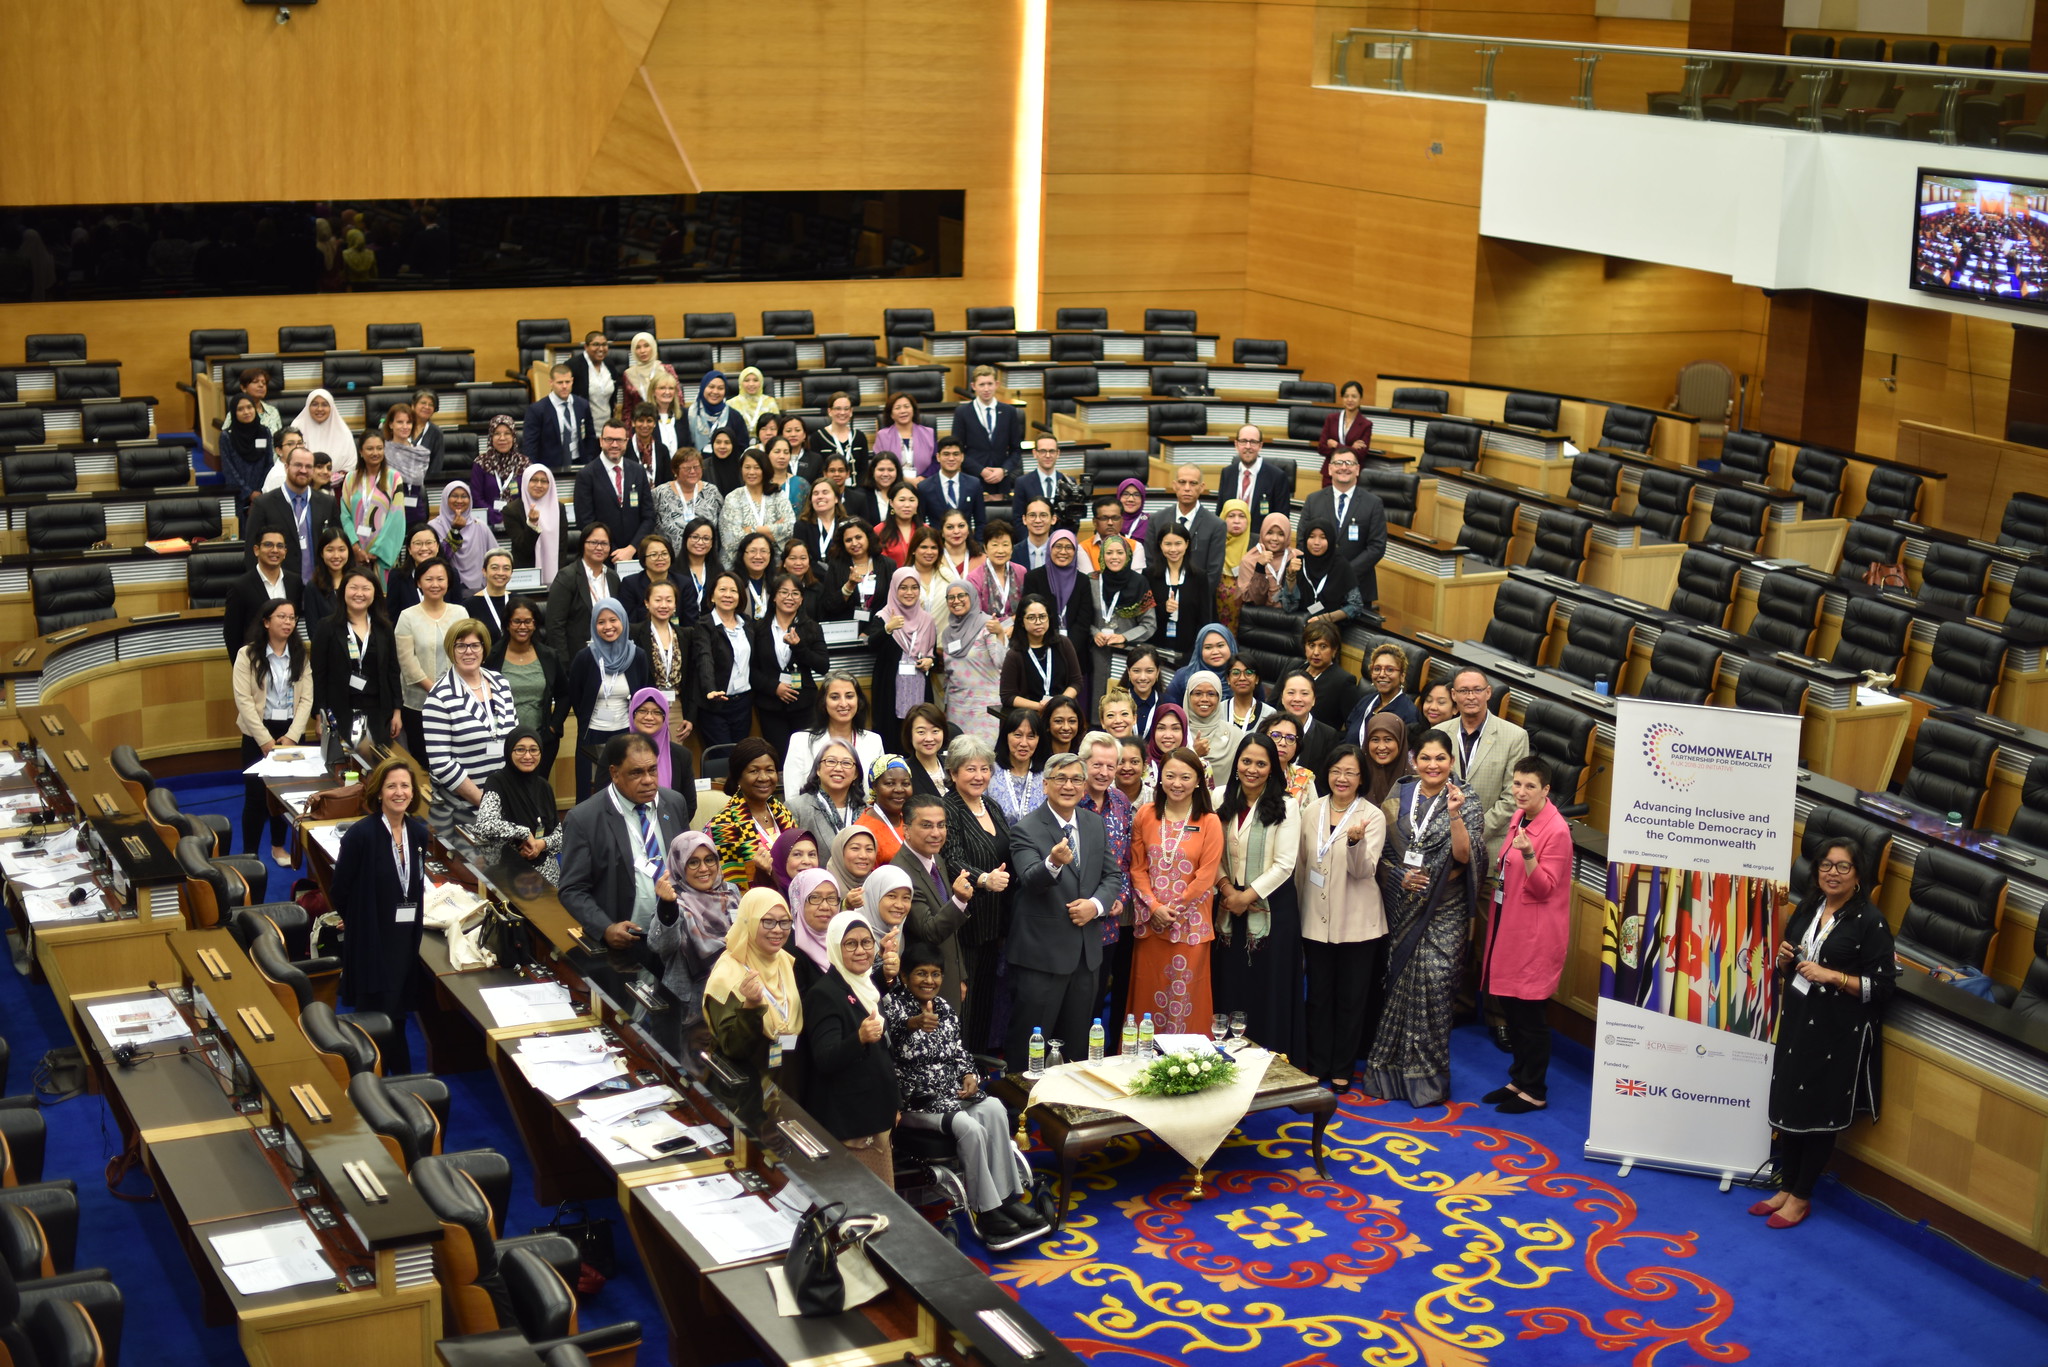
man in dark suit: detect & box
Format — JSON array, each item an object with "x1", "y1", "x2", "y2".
[
  {"x1": 565, "y1": 331, "x2": 626, "y2": 431},
  {"x1": 1146, "y1": 463, "x2": 1226, "y2": 589},
  {"x1": 523, "y1": 364, "x2": 597, "y2": 471},
  {"x1": 948, "y1": 366, "x2": 1024, "y2": 494},
  {"x1": 557, "y1": 734, "x2": 695, "y2": 963},
  {"x1": 241, "y1": 445, "x2": 338, "y2": 584},
  {"x1": 916, "y1": 437, "x2": 987, "y2": 537},
  {"x1": 894, "y1": 793, "x2": 981, "y2": 1007},
  {"x1": 1016, "y1": 435, "x2": 1085, "y2": 532},
  {"x1": 1299, "y1": 450, "x2": 1388, "y2": 604},
  {"x1": 222, "y1": 525, "x2": 301, "y2": 656},
  {"x1": 1210, "y1": 425, "x2": 1291, "y2": 522},
  {"x1": 543, "y1": 520, "x2": 624, "y2": 662},
  {"x1": 572, "y1": 419, "x2": 654, "y2": 554},
  {"x1": 1004, "y1": 752, "x2": 1123, "y2": 1067}
]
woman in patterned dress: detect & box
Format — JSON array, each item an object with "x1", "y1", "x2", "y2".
[{"x1": 1127, "y1": 747, "x2": 1224, "y2": 1035}]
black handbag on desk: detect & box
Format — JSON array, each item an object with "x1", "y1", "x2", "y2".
[
  {"x1": 533, "y1": 1201, "x2": 617, "y2": 1293},
  {"x1": 783, "y1": 1202, "x2": 889, "y2": 1316}
]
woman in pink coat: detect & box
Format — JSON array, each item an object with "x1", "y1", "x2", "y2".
[{"x1": 1480, "y1": 755, "x2": 1573, "y2": 1114}]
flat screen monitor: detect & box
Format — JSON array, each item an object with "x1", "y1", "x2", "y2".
[{"x1": 1911, "y1": 168, "x2": 2048, "y2": 314}]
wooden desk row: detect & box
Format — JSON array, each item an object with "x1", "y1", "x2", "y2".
[
  {"x1": 0, "y1": 397, "x2": 160, "y2": 448},
  {"x1": 0, "y1": 357, "x2": 122, "y2": 404},
  {"x1": 1372, "y1": 373, "x2": 1700, "y2": 467}
]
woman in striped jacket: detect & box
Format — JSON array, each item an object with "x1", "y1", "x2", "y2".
[{"x1": 420, "y1": 617, "x2": 519, "y2": 813}]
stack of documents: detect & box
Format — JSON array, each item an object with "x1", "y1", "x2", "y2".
[
  {"x1": 85, "y1": 994, "x2": 190, "y2": 1047},
  {"x1": 209, "y1": 1220, "x2": 334, "y2": 1295},
  {"x1": 0, "y1": 829, "x2": 80, "y2": 874},
  {"x1": 21, "y1": 886, "x2": 101, "y2": 924},
  {"x1": 645, "y1": 1174, "x2": 800, "y2": 1264},
  {"x1": 0, "y1": 791, "x2": 46, "y2": 816},
  {"x1": 508, "y1": 1032, "x2": 626, "y2": 1101},
  {"x1": 308, "y1": 825, "x2": 347, "y2": 863},
  {"x1": 0, "y1": 752, "x2": 26, "y2": 778},
  {"x1": 242, "y1": 749, "x2": 330, "y2": 779},
  {"x1": 479, "y1": 981, "x2": 577, "y2": 1029}
]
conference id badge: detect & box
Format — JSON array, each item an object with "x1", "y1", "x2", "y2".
[
  {"x1": 947, "y1": 640, "x2": 963, "y2": 655},
  {"x1": 1791, "y1": 972, "x2": 1812, "y2": 996},
  {"x1": 898, "y1": 659, "x2": 919, "y2": 676},
  {"x1": 854, "y1": 609, "x2": 871, "y2": 623},
  {"x1": 1347, "y1": 523, "x2": 1360, "y2": 541},
  {"x1": 859, "y1": 573, "x2": 877, "y2": 595},
  {"x1": 637, "y1": 858, "x2": 658, "y2": 879},
  {"x1": 780, "y1": 670, "x2": 802, "y2": 690},
  {"x1": 1403, "y1": 848, "x2": 1425, "y2": 869},
  {"x1": 1305, "y1": 600, "x2": 1326, "y2": 616},
  {"x1": 777, "y1": 1033, "x2": 799, "y2": 1053},
  {"x1": 1307, "y1": 867, "x2": 1327, "y2": 888},
  {"x1": 628, "y1": 491, "x2": 639, "y2": 508},
  {"x1": 394, "y1": 902, "x2": 419, "y2": 925},
  {"x1": 348, "y1": 672, "x2": 368, "y2": 692},
  {"x1": 254, "y1": 436, "x2": 268, "y2": 450}
]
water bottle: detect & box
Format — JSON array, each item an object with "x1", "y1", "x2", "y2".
[
  {"x1": 1027, "y1": 1026, "x2": 1046, "y2": 1077},
  {"x1": 1088, "y1": 1019, "x2": 1105, "y2": 1063},
  {"x1": 1121, "y1": 1014, "x2": 1138, "y2": 1057},
  {"x1": 1138, "y1": 1013, "x2": 1156, "y2": 1062},
  {"x1": 1594, "y1": 675, "x2": 1610, "y2": 697}
]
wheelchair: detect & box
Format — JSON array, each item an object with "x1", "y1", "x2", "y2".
[{"x1": 890, "y1": 1056, "x2": 1047, "y2": 1250}]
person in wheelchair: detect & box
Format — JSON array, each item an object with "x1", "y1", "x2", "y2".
[{"x1": 883, "y1": 941, "x2": 1048, "y2": 1250}]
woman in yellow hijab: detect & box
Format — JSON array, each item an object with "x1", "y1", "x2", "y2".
[
  {"x1": 703, "y1": 887, "x2": 803, "y2": 1068},
  {"x1": 1216, "y1": 496, "x2": 1253, "y2": 631},
  {"x1": 728, "y1": 365, "x2": 782, "y2": 432}
]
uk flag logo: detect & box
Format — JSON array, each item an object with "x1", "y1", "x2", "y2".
[{"x1": 1615, "y1": 1078, "x2": 1648, "y2": 1096}]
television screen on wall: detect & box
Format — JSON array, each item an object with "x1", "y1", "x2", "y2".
[{"x1": 1911, "y1": 168, "x2": 2048, "y2": 314}]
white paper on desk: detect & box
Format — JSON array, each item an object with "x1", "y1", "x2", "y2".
[
  {"x1": 12, "y1": 859, "x2": 92, "y2": 891},
  {"x1": 0, "y1": 753, "x2": 25, "y2": 777},
  {"x1": 23, "y1": 891, "x2": 100, "y2": 924},
  {"x1": 280, "y1": 790, "x2": 313, "y2": 814},
  {"x1": 211, "y1": 1220, "x2": 331, "y2": 1295},
  {"x1": 0, "y1": 830, "x2": 80, "y2": 874},
  {"x1": 480, "y1": 982, "x2": 577, "y2": 1028},
  {"x1": 516, "y1": 1031, "x2": 606, "y2": 1062},
  {"x1": 648, "y1": 1173, "x2": 744, "y2": 1215},
  {"x1": 222, "y1": 1248, "x2": 333, "y2": 1296},
  {"x1": 309, "y1": 825, "x2": 346, "y2": 863},
  {"x1": 580, "y1": 1084, "x2": 677, "y2": 1128},
  {"x1": 0, "y1": 791, "x2": 45, "y2": 812},
  {"x1": 510, "y1": 1034, "x2": 626, "y2": 1101},
  {"x1": 587, "y1": 1111, "x2": 690, "y2": 1164},
  {"x1": 683, "y1": 1197, "x2": 798, "y2": 1265},
  {"x1": 1154, "y1": 1033, "x2": 1222, "y2": 1055},
  {"x1": 243, "y1": 749, "x2": 329, "y2": 778},
  {"x1": 84, "y1": 994, "x2": 189, "y2": 1046},
  {"x1": 1855, "y1": 685, "x2": 1896, "y2": 707}
]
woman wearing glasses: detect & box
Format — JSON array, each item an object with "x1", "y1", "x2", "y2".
[
  {"x1": 419, "y1": 618, "x2": 518, "y2": 822},
  {"x1": 704, "y1": 888, "x2": 804, "y2": 1071}
]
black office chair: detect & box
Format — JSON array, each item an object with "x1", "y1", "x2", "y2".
[
  {"x1": 1895, "y1": 844, "x2": 2006, "y2": 974},
  {"x1": 1419, "y1": 422, "x2": 1482, "y2": 475},
  {"x1": 52, "y1": 367, "x2": 118, "y2": 401},
  {"x1": 1147, "y1": 404, "x2": 1207, "y2": 445},
  {"x1": 1748, "y1": 571, "x2": 1823, "y2": 652},
  {"x1": 414, "y1": 351, "x2": 474, "y2": 386},
  {"x1": 1055, "y1": 307, "x2": 1108, "y2": 330},
  {"x1": 25, "y1": 504, "x2": 105, "y2": 554},
  {"x1": 514, "y1": 319, "x2": 572, "y2": 372},
  {"x1": 1639, "y1": 629, "x2": 1721, "y2": 704},
  {"x1": 277, "y1": 325, "x2": 335, "y2": 354},
  {"x1": 1391, "y1": 387, "x2": 1448, "y2": 414},
  {"x1": 0, "y1": 1260, "x2": 125, "y2": 1367},
  {"x1": 1897, "y1": 717, "x2": 1997, "y2": 827},
  {"x1": 1040, "y1": 367, "x2": 1099, "y2": 422},
  {"x1": 230, "y1": 905, "x2": 343, "y2": 1009},
  {"x1": 323, "y1": 354, "x2": 381, "y2": 395},
  {"x1": 2005, "y1": 753, "x2": 2048, "y2": 848},
  {"x1": 1232, "y1": 338, "x2": 1287, "y2": 366},
  {"x1": 81, "y1": 403, "x2": 151, "y2": 444},
  {"x1": 1790, "y1": 805, "x2": 1893, "y2": 902},
  {"x1": 0, "y1": 1181, "x2": 83, "y2": 1280},
  {"x1": 1788, "y1": 448, "x2": 1844, "y2": 518},
  {"x1": 1502, "y1": 392, "x2": 1561, "y2": 430},
  {"x1": 185, "y1": 545, "x2": 246, "y2": 610},
  {"x1": 1717, "y1": 430, "x2": 1774, "y2": 483},
  {"x1": 965, "y1": 334, "x2": 1019, "y2": 367},
  {"x1": 594, "y1": 315, "x2": 650, "y2": 345},
  {"x1": 1049, "y1": 333, "x2": 1103, "y2": 362},
  {"x1": 348, "y1": 1071, "x2": 454, "y2": 1171},
  {"x1": 1286, "y1": 408, "x2": 1329, "y2": 443},
  {"x1": 366, "y1": 323, "x2": 424, "y2": 349},
  {"x1": 1830, "y1": 596, "x2": 1912, "y2": 678},
  {"x1": 657, "y1": 341, "x2": 714, "y2": 376},
  {"x1": 822, "y1": 338, "x2": 877, "y2": 369},
  {"x1": 1525, "y1": 511, "x2": 1591, "y2": 578},
  {"x1": 114, "y1": 445, "x2": 189, "y2": 491},
  {"x1": 144, "y1": 498, "x2": 222, "y2": 543},
  {"x1": 1150, "y1": 365, "x2": 1208, "y2": 396},
  {"x1": 1458, "y1": 488, "x2": 1519, "y2": 565},
  {"x1": 759, "y1": 309, "x2": 814, "y2": 337},
  {"x1": 1362, "y1": 468, "x2": 1418, "y2": 529},
  {"x1": 1732, "y1": 661, "x2": 1808, "y2": 714},
  {"x1": 1916, "y1": 542, "x2": 1990, "y2": 615},
  {"x1": 2, "y1": 452, "x2": 76, "y2": 493},
  {"x1": 683, "y1": 312, "x2": 738, "y2": 340},
  {"x1": 410, "y1": 1152, "x2": 582, "y2": 1338},
  {"x1": 2004, "y1": 564, "x2": 2048, "y2": 639},
  {"x1": 889, "y1": 371, "x2": 946, "y2": 409},
  {"x1": 1143, "y1": 308, "x2": 1196, "y2": 333},
  {"x1": 1143, "y1": 335, "x2": 1198, "y2": 363},
  {"x1": 1521, "y1": 697, "x2": 1595, "y2": 818},
  {"x1": 1860, "y1": 466, "x2": 1923, "y2": 522},
  {"x1": 1278, "y1": 380, "x2": 1335, "y2": 404},
  {"x1": 1632, "y1": 467, "x2": 1695, "y2": 542},
  {"x1": 30, "y1": 568, "x2": 114, "y2": 635},
  {"x1": 965, "y1": 306, "x2": 1015, "y2": 332},
  {"x1": 740, "y1": 339, "x2": 798, "y2": 373},
  {"x1": 1480, "y1": 578, "x2": 1555, "y2": 665},
  {"x1": 24, "y1": 334, "x2": 86, "y2": 363},
  {"x1": 0, "y1": 408, "x2": 45, "y2": 449},
  {"x1": 188, "y1": 327, "x2": 249, "y2": 376},
  {"x1": 1667, "y1": 549, "x2": 1739, "y2": 628},
  {"x1": 106, "y1": 746, "x2": 154, "y2": 810},
  {"x1": 1702, "y1": 487, "x2": 1768, "y2": 552},
  {"x1": 1836, "y1": 520, "x2": 1907, "y2": 584},
  {"x1": 881, "y1": 307, "x2": 932, "y2": 360},
  {"x1": 1556, "y1": 604, "x2": 1633, "y2": 687},
  {"x1": 1565, "y1": 451, "x2": 1620, "y2": 511},
  {"x1": 1599, "y1": 407, "x2": 1657, "y2": 453},
  {"x1": 496, "y1": 1245, "x2": 643, "y2": 1367},
  {"x1": 799, "y1": 374, "x2": 856, "y2": 410},
  {"x1": 1911, "y1": 621, "x2": 2006, "y2": 711},
  {"x1": 1996, "y1": 491, "x2": 2048, "y2": 551}
]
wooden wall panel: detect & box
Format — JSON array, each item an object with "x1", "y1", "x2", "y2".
[
  {"x1": 1045, "y1": 1, "x2": 1256, "y2": 176},
  {"x1": 1853, "y1": 302, "x2": 2014, "y2": 461}
]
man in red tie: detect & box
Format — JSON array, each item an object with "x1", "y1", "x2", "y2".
[
  {"x1": 572, "y1": 418, "x2": 654, "y2": 560},
  {"x1": 1210, "y1": 424, "x2": 1291, "y2": 522}
]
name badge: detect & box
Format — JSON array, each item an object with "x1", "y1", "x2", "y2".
[
  {"x1": 854, "y1": 609, "x2": 871, "y2": 623},
  {"x1": 1307, "y1": 867, "x2": 1327, "y2": 888},
  {"x1": 254, "y1": 437, "x2": 268, "y2": 449},
  {"x1": 394, "y1": 902, "x2": 419, "y2": 924},
  {"x1": 357, "y1": 523, "x2": 376, "y2": 542},
  {"x1": 1305, "y1": 600, "x2": 1326, "y2": 616},
  {"x1": 1791, "y1": 973, "x2": 1812, "y2": 996},
  {"x1": 1403, "y1": 848, "x2": 1425, "y2": 869},
  {"x1": 780, "y1": 671, "x2": 802, "y2": 689},
  {"x1": 628, "y1": 491, "x2": 639, "y2": 508},
  {"x1": 899, "y1": 659, "x2": 919, "y2": 676},
  {"x1": 1347, "y1": 523, "x2": 1360, "y2": 541},
  {"x1": 946, "y1": 640, "x2": 963, "y2": 654},
  {"x1": 637, "y1": 859, "x2": 658, "y2": 879},
  {"x1": 348, "y1": 672, "x2": 368, "y2": 692},
  {"x1": 859, "y1": 575, "x2": 876, "y2": 594}
]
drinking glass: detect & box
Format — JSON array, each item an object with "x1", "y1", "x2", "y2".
[
  {"x1": 1229, "y1": 1011, "x2": 1248, "y2": 1046},
  {"x1": 1211, "y1": 1013, "x2": 1230, "y2": 1044},
  {"x1": 1045, "y1": 1039, "x2": 1064, "y2": 1070}
]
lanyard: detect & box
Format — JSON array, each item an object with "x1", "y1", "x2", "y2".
[
  {"x1": 1307, "y1": 571, "x2": 1328, "y2": 601},
  {"x1": 747, "y1": 581, "x2": 768, "y2": 617},
  {"x1": 1029, "y1": 646, "x2": 1054, "y2": 696},
  {"x1": 989, "y1": 569, "x2": 1011, "y2": 614},
  {"x1": 1406, "y1": 784, "x2": 1445, "y2": 838},
  {"x1": 390, "y1": 822, "x2": 410, "y2": 891},
  {"x1": 1459, "y1": 722, "x2": 1483, "y2": 769},
  {"x1": 651, "y1": 626, "x2": 678, "y2": 678},
  {"x1": 1159, "y1": 812, "x2": 1195, "y2": 869},
  {"x1": 1316, "y1": 798, "x2": 1363, "y2": 866},
  {"x1": 1103, "y1": 590, "x2": 1120, "y2": 618},
  {"x1": 1800, "y1": 906, "x2": 1837, "y2": 962},
  {"x1": 346, "y1": 625, "x2": 364, "y2": 662}
]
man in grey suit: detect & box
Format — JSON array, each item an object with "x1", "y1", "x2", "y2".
[
  {"x1": 1299, "y1": 450, "x2": 1388, "y2": 605},
  {"x1": 894, "y1": 793, "x2": 981, "y2": 1008},
  {"x1": 1145, "y1": 464, "x2": 1226, "y2": 589},
  {"x1": 1446, "y1": 666, "x2": 1532, "y2": 864},
  {"x1": 557, "y1": 734, "x2": 695, "y2": 967},
  {"x1": 1004, "y1": 752, "x2": 1123, "y2": 1068}
]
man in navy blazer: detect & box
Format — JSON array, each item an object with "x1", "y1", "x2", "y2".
[
  {"x1": 1298, "y1": 450, "x2": 1387, "y2": 604},
  {"x1": 523, "y1": 364, "x2": 598, "y2": 471},
  {"x1": 573, "y1": 418, "x2": 654, "y2": 554},
  {"x1": 916, "y1": 436, "x2": 987, "y2": 536},
  {"x1": 1209, "y1": 425, "x2": 1292, "y2": 522},
  {"x1": 1004, "y1": 753, "x2": 1123, "y2": 1068},
  {"x1": 557, "y1": 733, "x2": 695, "y2": 966},
  {"x1": 948, "y1": 365, "x2": 1024, "y2": 495}
]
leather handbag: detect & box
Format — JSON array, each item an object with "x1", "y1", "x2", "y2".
[
  {"x1": 305, "y1": 782, "x2": 364, "y2": 821},
  {"x1": 532, "y1": 1201, "x2": 616, "y2": 1293},
  {"x1": 476, "y1": 898, "x2": 533, "y2": 971},
  {"x1": 1863, "y1": 560, "x2": 1908, "y2": 590},
  {"x1": 782, "y1": 1202, "x2": 889, "y2": 1316}
]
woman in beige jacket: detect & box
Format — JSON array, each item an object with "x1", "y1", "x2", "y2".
[
  {"x1": 231, "y1": 597, "x2": 315, "y2": 865},
  {"x1": 1296, "y1": 741, "x2": 1387, "y2": 1092}
]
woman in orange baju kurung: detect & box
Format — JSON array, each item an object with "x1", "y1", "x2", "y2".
[{"x1": 1126, "y1": 748, "x2": 1224, "y2": 1035}]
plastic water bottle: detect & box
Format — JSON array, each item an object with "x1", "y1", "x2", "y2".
[
  {"x1": 1027, "y1": 1027, "x2": 1046, "y2": 1077},
  {"x1": 1088, "y1": 1019, "x2": 1105, "y2": 1063},
  {"x1": 1121, "y1": 1014, "x2": 1138, "y2": 1057},
  {"x1": 1594, "y1": 675, "x2": 1610, "y2": 696},
  {"x1": 1138, "y1": 1013, "x2": 1156, "y2": 1062}
]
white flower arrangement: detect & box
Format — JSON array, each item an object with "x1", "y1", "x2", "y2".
[{"x1": 1128, "y1": 1048, "x2": 1238, "y2": 1097}]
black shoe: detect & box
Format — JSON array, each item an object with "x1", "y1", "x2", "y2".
[
  {"x1": 1495, "y1": 1095, "x2": 1547, "y2": 1114},
  {"x1": 975, "y1": 1206, "x2": 1020, "y2": 1240},
  {"x1": 1481, "y1": 1086, "x2": 1516, "y2": 1104},
  {"x1": 1001, "y1": 1196, "x2": 1050, "y2": 1232},
  {"x1": 1490, "y1": 1023, "x2": 1513, "y2": 1053}
]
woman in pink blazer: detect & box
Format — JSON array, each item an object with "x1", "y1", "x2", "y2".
[
  {"x1": 1479, "y1": 755, "x2": 1573, "y2": 1114},
  {"x1": 1315, "y1": 380, "x2": 1374, "y2": 486}
]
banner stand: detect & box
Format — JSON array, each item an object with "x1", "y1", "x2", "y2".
[{"x1": 1583, "y1": 1148, "x2": 1742, "y2": 1191}]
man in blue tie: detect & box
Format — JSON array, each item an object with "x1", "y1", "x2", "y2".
[
  {"x1": 557, "y1": 734, "x2": 694, "y2": 963},
  {"x1": 917, "y1": 436, "x2": 987, "y2": 537},
  {"x1": 241, "y1": 445, "x2": 338, "y2": 583},
  {"x1": 1004, "y1": 753, "x2": 1122, "y2": 1068}
]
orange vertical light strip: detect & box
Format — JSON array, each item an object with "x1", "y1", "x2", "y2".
[{"x1": 1014, "y1": 0, "x2": 1048, "y2": 330}]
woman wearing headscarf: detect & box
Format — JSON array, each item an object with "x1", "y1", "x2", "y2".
[
  {"x1": 1287, "y1": 517, "x2": 1367, "y2": 627},
  {"x1": 785, "y1": 866, "x2": 843, "y2": 996},
  {"x1": 728, "y1": 364, "x2": 782, "y2": 433},
  {"x1": 863, "y1": 864, "x2": 915, "y2": 988},
  {"x1": 292, "y1": 387, "x2": 359, "y2": 485},
  {"x1": 1021, "y1": 529, "x2": 1096, "y2": 647},
  {"x1": 647, "y1": 831, "x2": 742, "y2": 1024},
  {"x1": 1236, "y1": 512, "x2": 1297, "y2": 612},
  {"x1": 1182, "y1": 669, "x2": 1238, "y2": 775},
  {"x1": 856, "y1": 753, "x2": 914, "y2": 865},
  {"x1": 505, "y1": 465, "x2": 566, "y2": 573},
  {"x1": 870, "y1": 565, "x2": 936, "y2": 750},
  {"x1": 428, "y1": 481, "x2": 500, "y2": 597},
  {"x1": 472, "y1": 727, "x2": 564, "y2": 884},
  {"x1": 828, "y1": 826, "x2": 883, "y2": 917},
  {"x1": 768, "y1": 829, "x2": 823, "y2": 896},
  {"x1": 1215, "y1": 497, "x2": 1253, "y2": 631},
  {"x1": 468, "y1": 415, "x2": 527, "y2": 533},
  {"x1": 1115, "y1": 477, "x2": 1152, "y2": 547},
  {"x1": 688, "y1": 369, "x2": 749, "y2": 454},
  {"x1": 626, "y1": 686, "x2": 697, "y2": 824},
  {"x1": 1362, "y1": 711, "x2": 1413, "y2": 806},
  {"x1": 1087, "y1": 531, "x2": 1154, "y2": 720},
  {"x1": 341, "y1": 226, "x2": 377, "y2": 285},
  {"x1": 802, "y1": 910, "x2": 901, "y2": 1184},
  {"x1": 938, "y1": 581, "x2": 1005, "y2": 749},
  {"x1": 704, "y1": 887, "x2": 803, "y2": 1070},
  {"x1": 1167, "y1": 623, "x2": 1240, "y2": 706},
  {"x1": 556, "y1": 597, "x2": 650, "y2": 801},
  {"x1": 219, "y1": 392, "x2": 276, "y2": 518},
  {"x1": 619, "y1": 332, "x2": 675, "y2": 413}
]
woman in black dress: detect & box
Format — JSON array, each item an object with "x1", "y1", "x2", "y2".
[
  {"x1": 997, "y1": 595, "x2": 1083, "y2": 718},
  {"x1": 749, "y1": 572, "x2": 831, "y2": 759},
  {"x1": 1210, "y1": 732, "x2": 1306, "y2": 1064},
  {"x1": 1758, "y1": 839, "x2": 1898, "y2": 1228},
  {"x1": 800, "y1": 911, "x2": 902, "y2": 1185},
  {"x1": 941, "y1": 733, "x2": 1015, "y2": 1052},
  {"x1": 329, "y1": 756, "x2": 431, "y2": 1073},
  {"x1": 1148, "y1": 522, "x2": 1212, "y2": 667}
]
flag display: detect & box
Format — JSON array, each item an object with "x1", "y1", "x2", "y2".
[{"x1": 1599, "y1": 862, "x2": 1780, "y2": 1041}]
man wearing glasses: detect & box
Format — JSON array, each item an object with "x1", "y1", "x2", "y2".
[
  {"x1": 573, "y1": 417, "x2": 653, "y2": 552},
  {"x1": 1444, "y1": 665, "x2": 1530, "y2": 1047},
  {"x1": 893, "y1": 793, "x2": 985, "y2": 1007},
  {"x1": 558, "y1": 733, "x2": 695, "y2": 967},
  {"x1": 1004, "y1": 753, "x2": 1123, "y2": 1068},
  {"x1": 1210, "y1": 425, "x2": 1291, "y2": 521}
]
